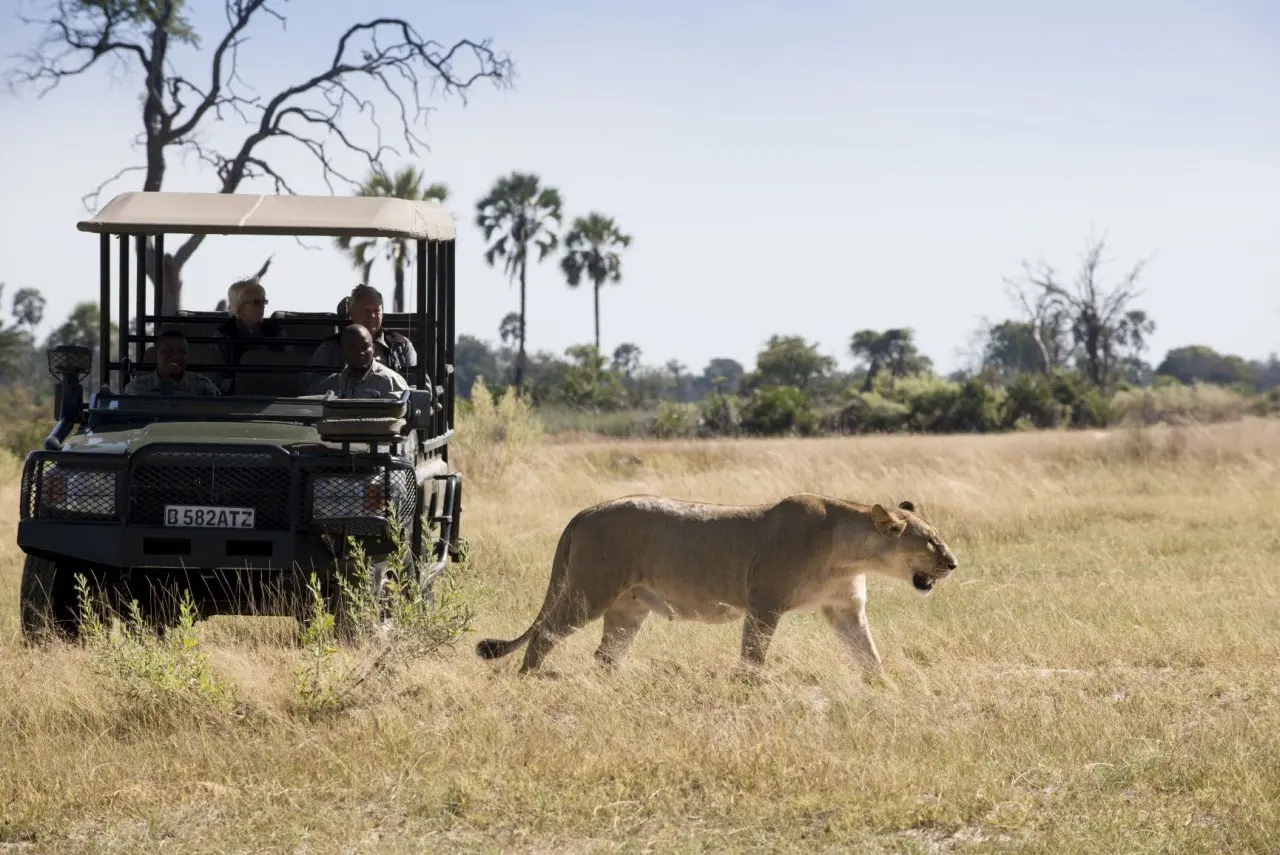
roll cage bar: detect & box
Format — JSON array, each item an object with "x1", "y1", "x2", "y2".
[{"x1": 75, "y1": 191, "x2": 457, "y2": 442}]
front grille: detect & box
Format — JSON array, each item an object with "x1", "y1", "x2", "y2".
[
  {"x1": 22, "y1": 458, "x2": 119, "y2": 521},
  {"x1": 129, "y1": 450, "x2": 292, "y2": 530}
]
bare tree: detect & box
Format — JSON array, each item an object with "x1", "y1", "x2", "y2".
[
  {"x1": 8, "y1": 0, "x2": 512, "y2": 312},
  {"x1": 1008, "y1": 232, "x2": 1152, "y2": 388},
  {"x1": 1005, "y1": 266, "x2": 1073, "y2": 374}
]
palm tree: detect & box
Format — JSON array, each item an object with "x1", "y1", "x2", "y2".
[
  {"x1": 559, "y1": 212, "x2": 632, "y2": 354},
  {"x1": 335, "y1": 165, "x2": 449, "y2": 312},
  {"x1": 474, "y1": 172, "x2": 564, "y2": 392}
]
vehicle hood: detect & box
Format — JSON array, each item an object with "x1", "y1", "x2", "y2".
[{"x1": 64, "y1": 421, "x2": 321, "y2": 454}]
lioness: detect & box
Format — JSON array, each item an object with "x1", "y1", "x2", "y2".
[{"x1": 475, "y1": 494, "x2": 958, "y2": 675}]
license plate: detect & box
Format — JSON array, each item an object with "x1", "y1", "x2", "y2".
[{"x1": 164, "y1": 505, "x2": 256, "y2": 529}]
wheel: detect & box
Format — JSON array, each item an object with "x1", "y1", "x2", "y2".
[{"x1": 19, "y1": 555, "x2": 84, "y2": 643}]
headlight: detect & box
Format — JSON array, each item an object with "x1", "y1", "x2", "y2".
[
  {"x1": 39, "y1": 464, "x2": 118, "y2": 518},
  {"x1": 311, "y1": 471, "x2": 387, "y2": 518}
]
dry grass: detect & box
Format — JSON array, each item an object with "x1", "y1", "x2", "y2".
[{"x1": 2, "y1": 419, "x2": 1279, "y2": 853}]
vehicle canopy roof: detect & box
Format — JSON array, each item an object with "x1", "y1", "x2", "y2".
[{"x1": 76, "y1": 191, "x2": 456, "y2": 241}]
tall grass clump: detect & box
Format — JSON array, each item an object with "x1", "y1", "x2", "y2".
[
  {"x1": 1111, "y1": 381, "x2": 1253, "y2": 426},
  {"x1": 453, "y1": 375, "x2": 544, "y2": 488}
]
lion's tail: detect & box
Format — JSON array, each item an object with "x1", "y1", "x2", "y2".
[{"x1": 474, "y1": 516, "x2": 576, "y2": 662}]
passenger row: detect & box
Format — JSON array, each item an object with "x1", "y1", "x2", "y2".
[{"x1": 122, "y1": 279, "x2": 432, "y2": 399}]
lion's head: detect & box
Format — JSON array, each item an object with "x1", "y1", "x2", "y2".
[{"x1": 869, "y1": 500, "x2": 958, "y2": 594}]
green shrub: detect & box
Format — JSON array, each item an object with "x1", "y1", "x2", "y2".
[
  {"x1": 1253, "y1": 387, "x2": 1280, "y2": 417},
  {"x1": 889, "y1": 375, "x2": 960, "y2": 431},
  {"x1": 651, "y1": 402, "x2": 701, "y2": 438},
  {"x1": 832, "y1": 391, "x2": 911, "y2": 434},
  {"x1": 1001, "y1": 372, "x2": 1068, "y2": 429},
  {"x1": 945, "y1": 377, "x2": 1007, "y2": 432},
  {"x1": 0, "y1": 387, "x2": 50, "y2": 458},
  {"x1": 1051, "y1": 371, "x2": 1113, "y2": 428},
  {"x1": 295, "y1": 514, "x2": 474, "y2": 720},
  {"x1": 853, "y1": 374, "x2": 1004, "y2": 433},
  {"x1": 699, "y1": 392, "x2": 742, "y2": 437},
  {"x1": 75, "y1": 579, "x2": 239, "y2": 731},
  {"x1": 740, "y1": 386, "x2": 819, "y2": 436}
]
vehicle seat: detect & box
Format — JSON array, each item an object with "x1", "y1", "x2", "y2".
[
  {"x1": 271, "y1": 310, "x2": 340, "y2": 340},
  {"x1": 235, "y1": 346, "x2": 316, "y2": 396}
]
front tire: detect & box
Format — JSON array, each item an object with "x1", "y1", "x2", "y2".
[{"x1": 19, "y1": 555, "x2": 84, "y2": 643}]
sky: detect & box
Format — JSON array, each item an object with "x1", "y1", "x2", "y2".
[{"x1": 0, "y1": 0, "x2": 1277, "y2": 377}]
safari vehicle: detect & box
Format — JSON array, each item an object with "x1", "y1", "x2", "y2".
[{"x1": 16, "y1": 191, "x2": 462, "y2": 639}]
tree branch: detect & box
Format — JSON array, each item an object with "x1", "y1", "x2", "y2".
[
  {"x1": 10, "y1": 3, "x2": 512, "y2": 310},
  {"x1": 80, "y1": 164, "x2": 148, "y2": 212},
  {"x1": 165, "y1": 17, "x2": 511, "y2": 271},
  {"x1": 7, "y1": 0, "x2": 152, "y2": 97},
  {"x1": 164, "y1": 0, "x2": 271, "y2": 141}
]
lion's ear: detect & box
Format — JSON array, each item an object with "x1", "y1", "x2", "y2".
[
  {"x1": 897, "y1": 500, "x2": 916, "y2": 513},
  {"x1": 871, "y1": 503, "x2": 907, "y2": 537}
]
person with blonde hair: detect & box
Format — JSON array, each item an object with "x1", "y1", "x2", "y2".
[{"x1": 215, "y1": 275, "x2": 286, "y2": 392}]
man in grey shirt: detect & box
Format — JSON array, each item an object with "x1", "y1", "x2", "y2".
[{"x1": 310, "y1": 324, "x2": 409, "y2": 399}]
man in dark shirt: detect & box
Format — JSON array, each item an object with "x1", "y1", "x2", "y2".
[{"x1": 308, "y1": 284, "x2": 417, "y2": 379}]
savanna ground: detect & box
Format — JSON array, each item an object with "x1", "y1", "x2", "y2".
[{"x1": 1, "y1": 417, "x2": 1279, "y2": 853}]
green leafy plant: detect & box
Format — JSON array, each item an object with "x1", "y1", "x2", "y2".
[
  {"x1": 293, "y1": 507, "x2": 475, "y2": 719},
  {"x1": 74, "y1": 575, "x2": 238, "y2": 729}
]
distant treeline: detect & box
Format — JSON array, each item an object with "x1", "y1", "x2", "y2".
[{"x1": 451, "y1": 322, "x2": 1280, "y2": 438}]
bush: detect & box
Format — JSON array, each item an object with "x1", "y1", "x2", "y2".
[
  {"x1": 886, "y1": 374, "x2": 961, "y2": 432},
  {"x1": 1002, "y1": 373, "x2": 1068, "y2": 429},
  {"x1": 295, "y1": 517, "x2": 474, "y2": 720},
  {"x1": 844, "y1": 374, "x2": 1004, "y2": 434},
  {"x1": 946, "y1": 377, "x2": 1007, "y2": 432},
  {"x1": 1051, "y1": 372, "x2": 1113, "y2": 428},
  {"x1": 740, "y1": 386, "x2": 820, "y2": 436},
  {"x1": 75, "y1": 579, "x2": 240, "y2": 731},
  {"x1": 831, "y1": 391, "x2": 910, "y2": 434},
  {"x1": 699, "y1": 392, "x2": 742, "y2": 437},
  {"x1": 555, "y1": 368, "x2": 628, "y2": 412},
  {"x1": 0, "y1": 387, "x2": 50, "y2": 458},
  {"x1": 651, "y1": 402, "x2": 701, "y2": 439},
  {"x1": 1253, "y1": 387, "x2": 1280, "y2": 417}
]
